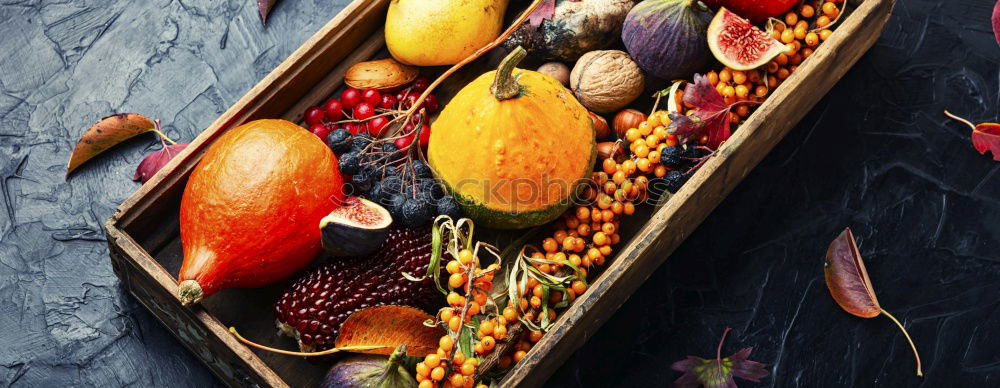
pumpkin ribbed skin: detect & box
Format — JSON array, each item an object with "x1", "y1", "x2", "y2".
[
  {"x1": 428, "y1": 68, "x2": 595, "y2": 229},
  {"x1": 178, "y1": 119, "x2": 344, "y2": 302}
]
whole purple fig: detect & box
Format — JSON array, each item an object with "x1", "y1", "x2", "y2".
[
  {"x1": 622, "y1": 0, "x2": 714, "y2": 79},
  {"x1": 320, "y1": 345, "x2": 416, "y2": 388}
]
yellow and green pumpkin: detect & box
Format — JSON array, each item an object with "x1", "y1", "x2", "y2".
[{"x1": 428, "y1": 47, "x2": 596, "y2": 229}]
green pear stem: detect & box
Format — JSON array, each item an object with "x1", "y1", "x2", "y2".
[{"x1": 880, "y1": 309, "x2": 923, "y2": 377}]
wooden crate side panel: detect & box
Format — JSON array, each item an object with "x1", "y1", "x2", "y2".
[
  {"x1": 107, "y1": 223, "x2": 286, "y2": 387},
  {"x1": 502, "y1": 0, "x2": 896, "y2": 386}
]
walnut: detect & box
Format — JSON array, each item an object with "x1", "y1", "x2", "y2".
[{"x1": 569, "y1": 50, "x2": 645, "y2": 113}]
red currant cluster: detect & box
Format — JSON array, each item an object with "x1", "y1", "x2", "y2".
[{"x1": 301, "y1": 76, "x2": 440, "y2": 150}]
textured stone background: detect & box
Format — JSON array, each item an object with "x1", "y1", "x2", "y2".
[{"x1": 0, "y1": 0, "x2": 997, "y2": 387}]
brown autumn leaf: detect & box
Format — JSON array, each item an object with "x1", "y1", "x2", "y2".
[
  {"x1": 66, "y1": 113, "x2": 156, "y2": 178},
  {"x1": 824, "y1": 227, "x2": 923, "y2": 377},
  {"x1": 335, "y1": 305, "x2": 444, "y2": 357}
]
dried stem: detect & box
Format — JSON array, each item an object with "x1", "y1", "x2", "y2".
[
  {"x1": 944, "y1": 110, "x2": 977, "y2": 131},
  {"x1": 880, "y1": 309, "x2": 923, "y2": 377},
  {"x1": 228, "y1": 327, "x2": 388, "y2": 357}
]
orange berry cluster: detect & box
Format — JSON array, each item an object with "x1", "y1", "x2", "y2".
[
  {"x1": 416, "y1": 248, "x2": 500, "y2": 388},
  {"x1": 505, "y1": 110, "x2": 682, "y2": 364}
]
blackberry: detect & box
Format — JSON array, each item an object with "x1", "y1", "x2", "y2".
[
  {"x1": 660, "y1": 146, "x2": 684, "y2": 169},
  {"x1": 386, "y1": 193, "x2": 407, "y2": 219},
  {"x1": 367, "y1": 180, "x2": 384, "y2": 203},
  {"x1": 664, "y1": 170, "x2": 687, "y2": 193},
  {"x1": 351, "y1": 134, "x2": 373, "y2": 152},
  {"x1": 400, "y1": 198, "x2": 432, "y2": 228},
  {"x1": 437, "y1": 196, "x2": 462, "y2": 219},
  {"x1": 411, "y1": 160, "x2": 432, "y2": 178},
  {"x1": 383, "y1": 165, "x2": 400, "y2": 179},
  {"x1": 418, "y1": 178, "x2": 444, "y2": 199},
  {"x1": 326, "y1": 129, "x2": 352, "y2": 155},
  {"x1": 352, "y1": 165, "x2": 376, "y2": 192},
  {"x1": 274, "y1": 227, "x2": 445, "y2": 353},
  {"x1": 338, "y1": 152, "x2": 361, "y2": 175}
]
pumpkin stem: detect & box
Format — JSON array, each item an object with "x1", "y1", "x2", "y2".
[
  {"x1": 178, "y1": 280, "x2": 204, "y2": 305},
  {"x1": 491, "y1": 46, "x2": 527, "y2": 101}
]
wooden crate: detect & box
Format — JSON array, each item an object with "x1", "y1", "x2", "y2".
[{"x1": 105, "y1": 0, "x2": 896, "y2": 386}]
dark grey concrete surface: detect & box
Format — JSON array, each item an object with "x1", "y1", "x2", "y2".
[{"x1": 0, "y1": 0, "x2": 997, "y2": 387}]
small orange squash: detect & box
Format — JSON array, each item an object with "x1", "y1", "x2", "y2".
[
  {"x1": 177, "y1": 119, "x2": 344, "y2": 304},
  {"x1": 428, "y1": 47, "x2": 596, "y2": 229}
]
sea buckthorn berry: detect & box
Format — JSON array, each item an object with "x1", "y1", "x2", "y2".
[
  {"x1": 441, "y1": 308, "x2": 455, "y2": 322},
  {"x1": 648, "y1": 149, "x2": 661, "y2": 164},
  {"x1": 514, "y1": 350, "x2": 528, "y2": 363},
  {"x1": 736, "y1": 104, "x2": 750, "y2": 117},
  {"x1": 612, "y1": 171, "x2": 627, "y2": 185},
  {"x1": 453, "y1": 351, "x2": 466, "y2": 365},
  {"x1": 638, "y1": 121, "x2": 652, "y2": 136},
  {"x1": 503, "y1": 306, "x2": 517, "y2": 321},
  {"x1": 479, "y1": 320, "x2": 495, "y2": 336},
  {"x1": 706, "y1": 71, "x2": 719, "y2": 85},
  {"x1": 577, "y1": 223, "x2": 591, "y2": 236},
  {"x1": 777, "y1": 68, "x2": 790, "y2": 80},
  {"x1": 518, "y1": 297, "x2": 529, "y2": 311},
  {"x1": 822, "y1": 2, "x2": 838, "y2": 18},
  {"x1": 417, "y1": 362, "x2": 431, "y2": 377},
  {"x1": 646, "y1": 114, "x2": 661, "y2": 128},
  {"x1": 529, "y1": 330, "x2": 544, "y2": 343},
  {"x1": 802, "y1": 47, "x2": 815, "y2": 59},
  {"x1": 645, "y1": 134, "x2": 659, "y2": 148},
  {"x1": 816, "y1": 15, "x2": 831, "y2": 27},
  {"x1": 440, "y1": 335, "x2": 454, "y2": 351},
  {"x1": 652, "y1": 125, "x2": 668, "y2": 139},
  {"x1": 602, "y1": 158, "x2": 617, "y2": 175},
  {"x1": 621, "y1": 160, "x2": 636, "y2": 174},
  {"x1": 571, "y1": 280, "x2": 587, "y2": 295},
  {"x1": 805, "y1": 32, "x2": 819, "y2": 47},
  {"x1": 530, "y1": 296, "x2": 542, "y2": 308},
  {"x1": 729, "y1": 112, "x2": 740, "y2": 124},
  {"x1": 800, "y1": 4, "x2": 815, "y2": 18},
  {"x1": 715, "y1": 82, "x2": 727, "y2": 95},
  {"x1": 599, "y1": 245, "x2": 612, "y2": 257},
  {"x1": 767, "y1": 61, "x2": 779, "y2": 73},
  {"x1": 461, "y1": 362, "x2": 476, "y2": 376},
  {"x1": 624, "y1": 202, "x2": 636, "y2": 215},
  {"x1": 494, "y1": 324, "x2": 507, "y2": 340},
  {"x1": 601, "y1": 210, "x2": 614, "y2": 222},
  {"x1": 458, "y1": 249, "x2": 474, "y2": 265},
  {"x1": 611, "y1": 201, "x2": 624, "y2": 215},
  {"x1": 654, "y1": 165, "x2": 667, "y2": 177},
  {"x1": 447, "y1": 292, "x2": 464, "y2": 306},
  {"x1": 542, "y1": 238, "x2": 558, "y2": 252},
  {"x1": 785, "y1": 11, "x2": 797, "y2": 25},
  {"x1": 719, "y1": 68, "x2": 732, "y2": 83},
  {"x1": 793, "y1": 26, "x2": 806, "y2": 40},
  {"x1": 819, "y1": 29, "x2": 833, "y2": 41},
  {"x1": 553, "y1": 229, "x2": 568, "y2": 244},
  {"x1": 735, "y1": 85, "x2": 749, "y2": 98},
  {"x1": 418, "y1": 379, "x2": 433, "y2": 388},
  {"x1": 722, "y1": 85, "x2": 735, "y2": 97},
  {"x1": 755, "y1": 85, "x2": 768, "y2": 97},
  {"x1": 634, "y1": 144, "x2": 650, "y2": 158},
  {"x1": 425, "y1": 353, "x2": 442, "y2": 368},
  {"x1": 593, "y1": 232, "x2": 608, "y2": 246},
  {"x1": 603, "y1": 181, "x2": 617, "y2": 195},
  {"x1": 449, "y1": 315, "x2": 462, "y2": 331},
  {"x1": 468, "y1": 301, "x2": 481, "y2": 316},
  {"x1": 732, "y1": 70, "x2": 747, "y2": 85},
  {"x1": 636, "y1": 158, "x2": 652, "y2": 172},
  {"x1": 775, "y1": 54, "x2": 788, "y2": 66},
  {"x1": 481, "y1": 336, "x2": 496, "y2": 351},
  {"x1": 576, "y1": 206, "x2": 590, "y2": 220},
  {"x1": 449, "y1": 273, "x2": 466, "y2": 288},
  {"x1": 446, "y1": 260, "x2": 461, "y2": 274},
  {"x1": 780, "y1": 29, "x2": 795, "y2": 44},
  {"x1": 431, "y1": 366, "x2": 446, "y2": 380},
  {"x1": 451, "y1": 373, "x2": 466, "y2": 386}
]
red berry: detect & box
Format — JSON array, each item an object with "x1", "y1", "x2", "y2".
[
  {"x1": 403, "y1": 92, "x2": 421, "y2": 109},
  {"x1": 344, "y1": 122, "x2": 360, "y2": 135},
  {"x1": 379, "y1": 94, "x2": 397, "y2": 110},
  {"x1": 356, "y1": 122, "x2": 370, "y2": 135},
  {"x1": 423, "y1": 95, "x2": 439, "y2": 113},
  {"x1": 310, "y1": 123, "x2": 333, "y2": 140},
  {"x1": 418, "y1": 124, "x2": 431, "y2": 146},
  {"x1": 362, "y1": 89, "x2": 381, "y2": 106},
  {"x1": 304, "y1": 106, "x2": 325, "y2": 126},
  {"x1": 323, "y1": 100, "x2": 343, "y2": 122},
  {"x1": 369, "y1": 116, "x2": 390, "y2": 137},
  {"x1": 353, "y1": 103, "x2": 375, "y2": 121},
  {"x1": 341, "y1": 88, "x2": 362, "y2": 109},
  {"x1": 395, "y1": 91, "x2": 406, "y2": 102},
  {"x1": 412, "y1": 76, "x2": 430, "y2": 92},
  {"x1": 395, "y1": 135, "x2": 414, "y2": 150}
]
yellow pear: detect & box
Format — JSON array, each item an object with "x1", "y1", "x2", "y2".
[{"x1": 386, "y1": 0, "x2": 509, "y2": 66}]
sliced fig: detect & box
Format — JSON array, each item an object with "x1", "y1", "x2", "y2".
[
  {"x1": 707, "y1": 7, "x2": 786, "y2": 71},
  {"x1": 320, "y1": 196, "x2": 392, "y2": 256}
]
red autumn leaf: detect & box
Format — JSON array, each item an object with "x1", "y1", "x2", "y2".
[
  {"x1": 992, "y1": 0, "x2": 999, "y2": 45},
  {"x1": 667, "y1": 74, "x2": 757, "y2": 149},
  {"x1": 528, "y1": 0, "x2": 580, "y2": 27},
  {"x1": 67, "y1": 113, "x2": 156, "y2": 177},
  {"x1": 335, "y1": 305, "x2": 444, "y2": 357},
  {"x1": 945, "y1": 110, "x2": 1000, "y2": 161},
  {"x1": 133, "y1": 143, "x2": 188, "y2": 183},
  {"x1": 671, "y1": 327, "x2": 769, "y2": 388},
  {"x1": 257, "y1": 0, "x2": 278, "y2": 25},
  {"x1": 824, "y1": 227, "x2": 923, "y2": 376}
]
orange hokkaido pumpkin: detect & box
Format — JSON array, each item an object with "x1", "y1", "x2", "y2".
[{"x1": 177, "y1": 119, "x2": 344, "y2": 305}]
